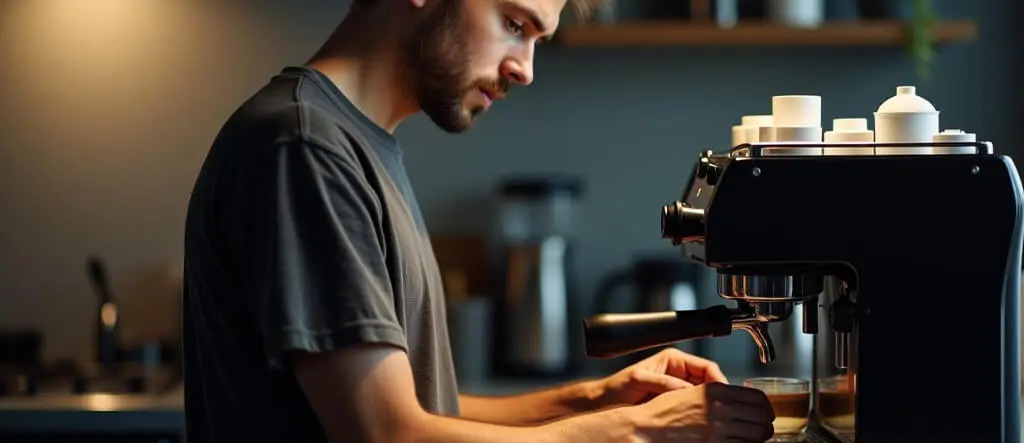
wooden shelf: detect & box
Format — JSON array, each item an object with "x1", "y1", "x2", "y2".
[{"x1": 557, "y1": 20, "x2": 977, "y2": 47}]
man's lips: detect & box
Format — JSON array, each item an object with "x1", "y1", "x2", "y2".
[{"x1": 479, "y1": 88, "x2": 503, "y2": 108}]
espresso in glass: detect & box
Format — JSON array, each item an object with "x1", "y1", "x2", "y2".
[
  {"x1": 744, "y1": 377, "x2": 810, "y2": 442},
  {"x1": 817, "y1": 374, "x2": 855, "y2": 431}
]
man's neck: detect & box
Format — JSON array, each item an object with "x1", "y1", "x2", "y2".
[{"x1": 306, "y1": 15, "x2": 417, "y2": 134}]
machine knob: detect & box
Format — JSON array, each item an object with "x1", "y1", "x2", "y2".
[
  {"x1": 661, "y1": 201, "x2": 706, "y2": 245},
  {"x1": 696, "y1": 157, "x2": 710, "y2": 179},
  {"x1": 696, "y1": 150, "x2": 715, "y2": 178}
]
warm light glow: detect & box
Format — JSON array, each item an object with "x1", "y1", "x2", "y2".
[
  {"x1": 101, "y1": 302, "x2": 118, "y2": 328},
  {"x1": 7, "y1": 0, "x2": 180, "y2": 88},
  {"x1": 16, "y1": 0, "x2": 161, "y2": 51},
  {"x1": 1, "y1": 0, "x2": 195, "y2": 146},
  {"x1": 84, "y1": 393, "x2": 119, "y2": 412},
  {"x1": 35, "y1": 0, "x2": 144, "y2": 34}
]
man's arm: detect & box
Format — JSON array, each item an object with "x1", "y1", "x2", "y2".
[
  {"x1": 292, "y1": 344, "x2": 639, "y2": 443},
  {"x1": 459, "y1": 347, "x2": 734, "y2": 425},
  {"x1": 242, "y1": 138, "x2": 632, "y2": 442},
  {"x1": 458, "y1": 381, "x2": 612, "y2": 425}
]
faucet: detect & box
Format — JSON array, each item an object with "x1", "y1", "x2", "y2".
[{"x1": 87, "y1": 256, "x2": 121, "y2": 373}]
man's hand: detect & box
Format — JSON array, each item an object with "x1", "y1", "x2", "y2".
[
  {"x1": 599, "y1": 348, "x2": 729, "y2": 406},
  {"x1": 629, "y1": 382, "x2": 775, "y2": 443},
  {"x1": 456, "y1": 348, "x2": 729, "y2": 426}
]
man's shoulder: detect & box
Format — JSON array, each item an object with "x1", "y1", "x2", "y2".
[{"x1": 217, "y1": 80, "x2": 375, "y2": 169}]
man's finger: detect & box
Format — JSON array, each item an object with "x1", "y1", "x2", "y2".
[
  {"x1": 702, "y1": 362, "x2": 729, "y2": 384},
  {"x1": 633, "y1": 370, "x2": 694, "y2": 392},
  {"x1": 660, "y1": 350, "x2": 730, "y2": 385}
]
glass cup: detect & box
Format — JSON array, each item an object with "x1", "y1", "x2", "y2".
[
  {"x1": 744, "y1": 377, "x2": 811, "y2": 443},
  {"x1": 816, "y1": 374, "x2": 855, "y2": 432}
]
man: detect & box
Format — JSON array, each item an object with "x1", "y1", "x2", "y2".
[{"x1": 183, "y1": 0, "x2": 776, "y2": 442}]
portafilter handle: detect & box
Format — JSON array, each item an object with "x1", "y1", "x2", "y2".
[{"x1": 584, "y1": 305, "x2": 775, "y2": 361}]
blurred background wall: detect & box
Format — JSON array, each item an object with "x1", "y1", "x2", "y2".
[{"x1": 0, "y1": 0, "x2": 1020, "y2": 372}]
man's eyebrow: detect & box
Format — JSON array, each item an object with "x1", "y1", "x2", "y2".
[{"x1": 503, "y1": 0, "x2": 550, "y2": 35}]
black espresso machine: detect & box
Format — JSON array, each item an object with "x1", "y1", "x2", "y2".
[{"x1": 584, "y1": 141, "x2": 1023, "y2": 443}]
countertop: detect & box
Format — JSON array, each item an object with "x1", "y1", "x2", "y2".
[
  {"x1": 3, "y1": 374, "x2": 1021, "y2": 437},
  {"x1": 0, "y1": 376, "x2": 604, "y2": 435},
  {"x1": 0, "y1": 388, "x2": 185, "y2": 434}
]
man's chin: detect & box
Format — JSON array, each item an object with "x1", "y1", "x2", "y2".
[
  {"x1": 437, "y1": 122, "x2": 473, "y2": 134},
  {"x1": 424, "y1": 108, "x2": 478, "y2": 134}
]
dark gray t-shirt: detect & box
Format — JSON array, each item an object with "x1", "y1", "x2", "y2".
[{"x1": 183, "y1": 66, "x2": 459, "y2": 442}]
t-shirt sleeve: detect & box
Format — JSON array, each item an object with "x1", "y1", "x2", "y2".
[{"x1": 239, "y1": 139, "x2": 408, "y2": 370}]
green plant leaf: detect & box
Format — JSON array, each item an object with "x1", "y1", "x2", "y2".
[{"x1": 908, "y1": 0, "x2": 937, "y2": 80}]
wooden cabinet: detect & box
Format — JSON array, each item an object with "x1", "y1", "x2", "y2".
[{"x1": 557, "y1": 20, "x2": 977, "y2": 47}]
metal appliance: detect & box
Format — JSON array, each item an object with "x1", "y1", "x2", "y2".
[
  {"x1": 595, "y1": 256, "x2": 704, "y2": 361},
  {"x1": 583, "y1": 141, "x2": 1023, "y2": 443},
  {"x1": 495, "y1": 175, "x2": 582, "y2": 376}
]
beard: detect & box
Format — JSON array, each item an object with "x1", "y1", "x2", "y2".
[{"x1": 403, "y1": 0, "x2": 508, "y2": 133}]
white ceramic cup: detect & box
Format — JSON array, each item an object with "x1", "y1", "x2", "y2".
[
  {"x1": 769, "y1": 0, "x2": 824, "y2": 28},
  {"x1": 833, "y1": 118, "x2": 868, "y2": 132},
  {"x1": 932, "y1": 129, "x2": 977, "y2": 154},
  {"x1": 823, "y1": 130, "x2": 875, "y2": 156},
  {"x1": 742, "y1": 115, "x2": 774, "y2": 127},
  {"x1": 774, "y1": 126, "x2": 822, "y2": 142},
  {"x1": 760, "y1": 126, "x2": 821, "y2": 156},
  {"x1": 759, "y1": 126, "x2": 777, "y2": 142},
  {"x1": 746, "y1": 126, "x2": 760, "y2": 142},
  {"x1": 933, "y1": 129, "x2": 976, "y2": 143},
  {"x1": 824, "y1": 130, "x2": 874, "y2": 143},
  {"x1": 732, "y1": 125, "x2": 748, "y2": 146},
  {"x1": 824, "y1": 118, "x2": 873, "y2": 154},
  {"x1": 740, "y1": 115, "x2": 773, "y2": 143},
  {"x1": 773, "y1": 95, "x2": 822, "y2": 127}
]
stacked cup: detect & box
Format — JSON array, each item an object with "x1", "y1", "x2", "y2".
[
  {"x1": 771, "y1": 95, "x2": 823, "y2": 143},
  {"x1": 761, "y1": 95, "x2": 822, "y2": 156},
  {"x1": 732, "y1": 114, "x2": 773, "y2": 146},
  {"x1": 744, "y1": 115, "x2": 773, "y2": 143},
  {"x1": 823, "y1": 118, "x2": 874, "y2": 156},
  {"x1": 933, "y1": 129, "x2": 977, "y2": 154},
  {"x1": 824, "y1": 118, "x2": 873, "y2": 142}
]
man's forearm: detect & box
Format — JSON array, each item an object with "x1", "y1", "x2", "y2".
[
  {"x1": 409, "y1": 405, "x2": 636, "y2": 443},
  {"x1": 459, "y1": 379, "x2": 610, "y2": 425}
]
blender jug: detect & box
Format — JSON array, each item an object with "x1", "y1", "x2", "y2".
[
  {"x1": 595, "y1": 256, "x2": 704, "y2": 364},
  {"x1": 495, "y1": 175, "x2": 582, "y2": 376}
]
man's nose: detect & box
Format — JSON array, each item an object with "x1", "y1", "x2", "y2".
[{"x1": 500, "y1": 53, "x2": 534, "y2": 86}]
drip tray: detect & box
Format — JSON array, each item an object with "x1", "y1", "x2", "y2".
[{"x1": 804, "y1": 427, "x2": 854, "y2": 443}]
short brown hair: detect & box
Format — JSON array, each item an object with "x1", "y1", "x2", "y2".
[
  {"x1": 352, "y1": 0, "x2": 607, "y2": 21},
  {"x1": 566, "y1": 0, "x2": 606, "y2": 21}
]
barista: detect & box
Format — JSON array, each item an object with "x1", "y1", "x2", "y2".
[{"x1": 181, "y1": 1, "x2": 776, "y2": 442}]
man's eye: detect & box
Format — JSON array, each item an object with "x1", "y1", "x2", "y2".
[{"x1": 505, "y1": 17, "x2": 523, "y2": 35}]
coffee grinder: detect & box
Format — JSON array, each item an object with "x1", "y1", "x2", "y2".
[{"x1": 583, "y1": 140, "x2": 1023, "y2": 443}]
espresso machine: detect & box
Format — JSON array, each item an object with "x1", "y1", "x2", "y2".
[{"x1": 584, "y1": 139, "x2": 1023, "y2": 443}]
